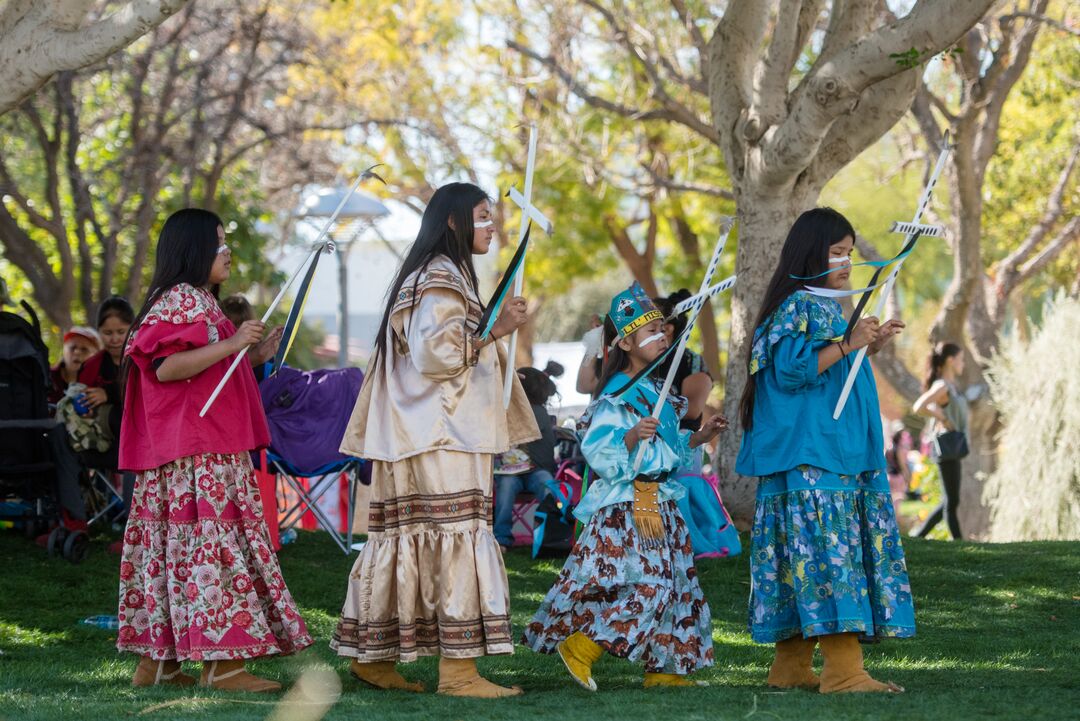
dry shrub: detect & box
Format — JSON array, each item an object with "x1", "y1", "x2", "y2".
[{"x1": 983, "y1": 293, "x2": 1080, "y2": 541}]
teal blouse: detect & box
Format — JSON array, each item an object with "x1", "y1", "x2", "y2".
[
  {"x1": 735, "y1": 291, "x2": 886, "y2": 477},
  {"x1": 574, "y1": 373, "x2": 692, "y2": 522}
]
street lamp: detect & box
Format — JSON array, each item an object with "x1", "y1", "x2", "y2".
[{"x1": 294, "y1": 186, "x2": 390, "y2": 367}]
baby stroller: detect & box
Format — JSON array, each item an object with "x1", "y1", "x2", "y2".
[{"x1": 0, "y1": 301, "x2": 89, "y2": 562}]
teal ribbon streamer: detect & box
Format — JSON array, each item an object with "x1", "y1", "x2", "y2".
[{"x1": 477, "y1": 222, "x2": 533, "y2": 340}]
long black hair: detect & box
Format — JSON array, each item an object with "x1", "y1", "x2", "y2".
[
  {"x1": 925, "y1": 341, "x2": 962, "y2": 391},
  {"x1": 594, "y1": 315, "x2": 631, "y2": 400},
  {"x1": 121, "y1": 208, "x2": 224, "y2": 385},
  {"x1": 96, "y1": 295, "x2": 135, "y2": 328},
  {"x1": 517, "y1": 366, "x2": 559, "y2": 406},
  {"x1": 371, "y1": 182, "x2": 488, "y2": 369},
  {"x1": 738, "y1": 207, "x2": 856, "y2": 430}
]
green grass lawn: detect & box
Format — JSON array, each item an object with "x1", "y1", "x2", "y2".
[{"x1": 1, "y1": 531, "x2": 1077, "y2": 721}]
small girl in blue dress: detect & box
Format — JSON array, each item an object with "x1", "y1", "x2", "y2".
[
  {"x1": 524, "y1": 282, "x2": 727, "y2": 691},
  {"x1": 736, "y1": 207, "x2": 912, "y2": 693}
]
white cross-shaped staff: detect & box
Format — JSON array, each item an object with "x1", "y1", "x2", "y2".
[
  {"x1": 198, "y1": 170, "x2": 370, "y2": 418},
  {"x1": 501, "y1": 124, "x2": 553, "y2": 408},
  {"x1": 832, "y1": 133, "x2": 952, "y2": 419},
  {"x1": 672, "y1": 274, "x2": 738, "y2": 315},
  {"x1": 630, "y1": 218, "x2": 735, "y2": 473}
]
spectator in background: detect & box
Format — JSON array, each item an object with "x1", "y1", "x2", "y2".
[
  {"x1": 77, "y1": 295, "x2": 134, "y2": 428},
  {"x1": 49, "y1": 326, "x2": 101, "y2": 404},
  {"x1": 43, "y1": 327, "x2": 103, "y2": 536},
  {"x1": 911, "y1": 341, "x2": 969, "y2": 540},
  {"x1": 575, "y1": 315, "x2": 604, "y2": 396},
  {"x1": 493, "y1": 364, "x2": 560, "y2": 551},
  {"x1": 77, "y1": 296, "x2": 136, "y2": 542}
]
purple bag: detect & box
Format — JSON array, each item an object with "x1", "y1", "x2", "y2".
[{"x1": 258, "y1": 366, "x2": 364, "y2": 475}]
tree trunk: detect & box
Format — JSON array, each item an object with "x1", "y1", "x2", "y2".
[{"x1": 716, "y1": 187, "x2": 809, "y2": 523}]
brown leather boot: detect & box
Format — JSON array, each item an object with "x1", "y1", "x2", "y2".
[
  {"x1": 436, "y1": 657, "x2": 522, "y2": 698},
  {"x1": 349, "y1": 659, "x2": 425, "y2": 692},
  {"x1": 200, "y1": 659, "x2": 282, "y2": 693},
  {"x1": 767, "y1": 635, "x2": 820, "y2": 689},
  {"x1": 131, "y1": 656, "x2": 196, "y2": 687},
  {"x1": 819, "y1": 633, "x2": 903, "y2": 693}
]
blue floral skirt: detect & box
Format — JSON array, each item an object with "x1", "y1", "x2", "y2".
[
  {"x1": 523, "y1": 501, "x2": 714, "y2": 674},
  {"x1": 749, "y1": 466, "x2": 915, "y2": 643}
]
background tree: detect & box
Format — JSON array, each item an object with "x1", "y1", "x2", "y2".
[
  {"x1": 0, "y1": 0, "x2": 388, "y2": 336},
  {"x1": 507, "y1": 0, "x2": 997, "y2": 520},
  {"x1": 0, "y1": 0, "x2": 191, "y2": 116},
  {"x1": 854, "y1": 2, "x2": 1080, "y2": 534}
]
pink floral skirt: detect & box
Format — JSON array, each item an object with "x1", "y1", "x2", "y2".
[{"x1": 117, "y1": 452, "x2": 312, "y2": 661}]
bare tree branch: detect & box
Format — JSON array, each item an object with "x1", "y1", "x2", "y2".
[
  {"x1": 752, "y1": 0, "x2": 806, "y2": 128},
  {"x1": 807, "y1": 70, "x2": 918, "y2": 188},
  {"x1": 668, "y1": 0, "x2": 707, "y2": 60},
  {"x1": 707, "y1": 0, "x2": 770, "y2": 152},
  {"x1": 911, "y1": 83, "x2": 945, "y2": 151},
  {"x1": 973, "y1": 1, "x2": 1049, "y2": 175},
  {"x1": 1015, "y1": 216, "x2": 1080, "y2": 287},
  {"x1": 638, "y1": 161, "x2": 735, "y2": 199},
  {"x1": 563, "y1": 1, "x2": 718, "y2": 140},
  {"x1": 0, "y1": 0, "x2": 191, "y2": 116},
  {"x1": 604, "y1": 211, "x2": 659, "y2": 296},
  {"x1": 996, "y1": 140, "x2": 1079, "y2": 298},
  {"x1": 999, "y1": 10, "x2": 1080, "y2": 38},
  {"x1": 507, "y1": 39, "x2": 719, "y2": 142},
  {"x1": 763, "y1": 0, "x2": 995, "y2": 186}
]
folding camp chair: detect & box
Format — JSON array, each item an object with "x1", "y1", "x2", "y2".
[
  {"x1": 268, "y1": 451, "x2": 365, "y2": 555},
  {"x1": 84, "y1": 469, "x2": 128, "y2": 528}
]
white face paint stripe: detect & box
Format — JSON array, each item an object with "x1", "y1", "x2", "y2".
[
  {"x1": 828, "y1": 255, "x2": 851, "y2": 264},
  {"x1": 638, "y1": 332, "x2": 666, "y2": 348},
  {"x1": 474, "y1": 219, "x2": 494, "y2": 228}
]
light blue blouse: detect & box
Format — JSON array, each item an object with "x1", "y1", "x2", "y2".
[
  {"x1": 574, "y1": 373, "x2": 693, "y2": 522},
  {"x1": 735, "y1": 291, "x2": 886, "y2": 478}
]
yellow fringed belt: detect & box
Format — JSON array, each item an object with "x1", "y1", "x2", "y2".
[{"x1": 632, "y1": 475, "x2": 666, "y2": 549}]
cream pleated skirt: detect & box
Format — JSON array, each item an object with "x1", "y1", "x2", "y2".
[{"x1": 330, "y1": 450, "x2": 512, "y2": 662}]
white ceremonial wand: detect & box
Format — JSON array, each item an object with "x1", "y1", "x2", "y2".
[
  {"x1": 198, "y1": 171, "x2": 370, "y2": 417},
  {"x1": 501, "y1": 124, "x2": 553, "y2": 408},
  {"x1": 630, "y1": 218, "x2": 735, "y2": 473},
  {"x1": 832, "y1": 133, "x2": 952, "y2": 419}
]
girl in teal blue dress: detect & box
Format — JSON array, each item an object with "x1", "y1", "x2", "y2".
[
  {"x1": 524, "y1": 282, "x2": 727, "y2": 691},
  {"x1": 736, "y1": 208, "x2": 912, "y2": 694}
]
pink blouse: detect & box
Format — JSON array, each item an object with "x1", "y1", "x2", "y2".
[{"x1": 119, "y1": 284, "x2": 270, "y2": 471}]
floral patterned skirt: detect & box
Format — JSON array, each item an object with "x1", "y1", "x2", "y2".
[
  {"x1": 749, "y1": 466, "x2": 916, "y2": 643},
  {"x1": 523, "y1": 501, "x2": 714, "y2": 675},
  {"x1": 117, "y1": 452, "x2": 312, "y2": 661}
]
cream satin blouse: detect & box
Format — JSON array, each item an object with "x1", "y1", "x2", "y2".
[{"x1": 340, "y1": 256, "x2": 539, "y2": 462}]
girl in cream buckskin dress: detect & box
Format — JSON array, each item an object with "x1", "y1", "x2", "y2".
[{"x1": 331, "y1": 182, "x2": 539, "y2": 698}]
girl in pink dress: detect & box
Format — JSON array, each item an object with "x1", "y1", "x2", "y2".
[{"x1": 118, "y1": 208, "x2": 311, "y2": 691}]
